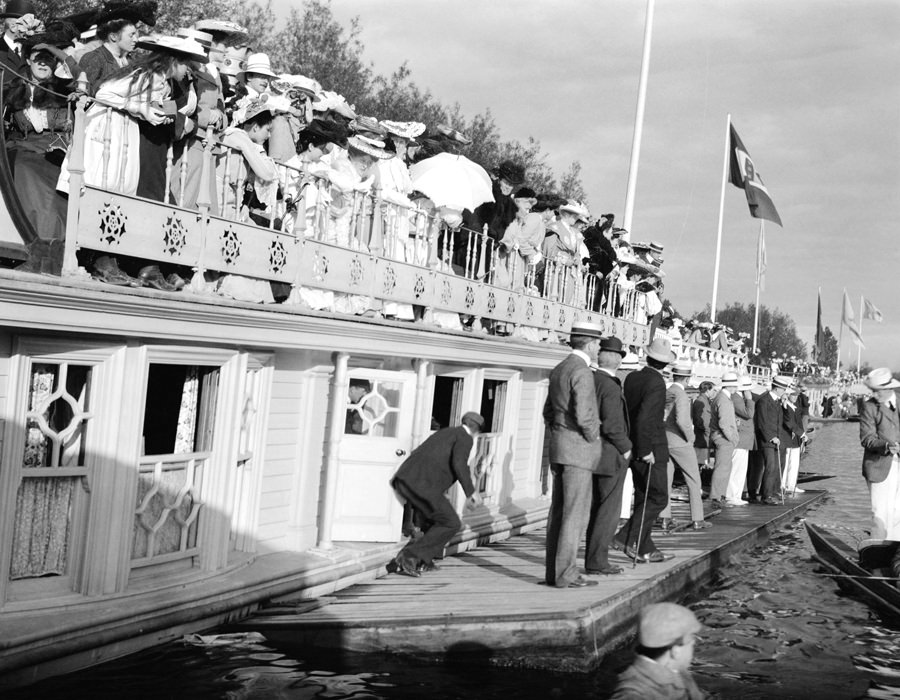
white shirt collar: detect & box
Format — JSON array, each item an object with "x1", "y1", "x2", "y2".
[{"x1": 596, "y1": 366, "x2": 617, "y2": 377}]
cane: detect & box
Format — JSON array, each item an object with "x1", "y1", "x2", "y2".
[
  {"x1": 631, "y1": 460, "x2": 653, "y2": 569},
  {"x1": 775, "y1": 445, "x2": 785, "y2": 505}
]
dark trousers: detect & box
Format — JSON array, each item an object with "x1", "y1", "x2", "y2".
[
  {"x1": 136, "y1": 121, "x2": 173, "y2": 203},
  {"x1": 616, "y1": 458, "x2": 668, "y2": 555},
  {"x1": 585, "y1": 467, "x2": 627, "y2": 570},
  {"x1": 393, "y1": 478, "x2": 461, "y2": 565},
  {"x1": 545, "y1": 464, "x2": 593, "y2": 587},
  {"x1": 746, "y1": 449, "x2": 764, "y2": 500},
  {"x1": 758, "y1": 446, "x2": 784, "y2": 500}
]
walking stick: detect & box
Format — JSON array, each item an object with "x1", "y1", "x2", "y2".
[
  {"x1": 632, "y1": 460, "x2": 653, "y2": 569},
  {"x1": 775, "y1": 445, "x2": 785, "y2": 504}
]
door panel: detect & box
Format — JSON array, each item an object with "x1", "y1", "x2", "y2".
[{"x1": 332, "y1": 370, "x2": 415, "y2": 542}]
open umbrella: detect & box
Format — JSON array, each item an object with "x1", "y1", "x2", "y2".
[{"x1": 408, "y1": 153, "x2": 493, "y2": 212}]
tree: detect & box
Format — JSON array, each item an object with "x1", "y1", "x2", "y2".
[
  {"x1": 816, "y1": 326, "x2": 838, "y2": 369},
  {"x1": 692, "y1": 302, "x2": 807, "y2": 364}
]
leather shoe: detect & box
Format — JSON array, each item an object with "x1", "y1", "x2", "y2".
[
  {"x1": 645, "y1": 550, "x2": 675, "y2": 563},
  {"x1": 564, "y1": 576, "x2": 599, "y2": 588},
  {"x1": 395, "y1": 551, "x2": 421, "y2": 577},
  {"x1": 611, "y1": 539, "x2": 625, "y2": 551},
  {"x1": 585, "y1": 565, "x2": 624, "y2": 575},
  {"x1": 93, "y1": 255, "x2": 141, "y2": 287},
  {"x1": 139, "y1": 265, "x2": 178, "y2": 291},
  {"x1": 623, "y1": 544, "x2": 646, "y2": 562},
  {"x1": 416, "y1": 560, "x2": 440, "y2": 573},
  {"x1": 761, "y1": 498, "x2": 781, "y2": 505},
  {"x1": 691, "y1": 520, "x2": 712, "y2": 530}
]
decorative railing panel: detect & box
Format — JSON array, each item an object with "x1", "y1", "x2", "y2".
[{"x1": 204, "y1": 215, "x2": 300, "y2": 284}]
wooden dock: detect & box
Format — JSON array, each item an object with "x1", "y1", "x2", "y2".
[{"x1": 234, "y1": 491, "x2": 826, "y2": 671}]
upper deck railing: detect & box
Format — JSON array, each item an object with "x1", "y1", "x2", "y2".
[{"x1": 57, "y1": 99, "x2": 656, "y2": 347}]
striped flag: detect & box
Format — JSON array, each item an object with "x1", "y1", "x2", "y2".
[
  {"x1": 862, "y1": 297, "x2": 883, "y2": 322},
  {"x1": 729, "y1": 123, "x2": 783, "y2": 227},
  {"x1": 842, "y1": 289, "x2": 865, "y2": 348}
]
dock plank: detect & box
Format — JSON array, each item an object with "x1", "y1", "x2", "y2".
[{"x1": 235, "y1": 492, "x2": 824, "y2": 671}]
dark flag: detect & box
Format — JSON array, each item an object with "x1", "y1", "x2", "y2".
[
  {"x1": 815, "y1": 289, "x2": 825, "y2": 360},
  {"x1": 729, "y1": 124, "x2": 783, "y2": 227}
]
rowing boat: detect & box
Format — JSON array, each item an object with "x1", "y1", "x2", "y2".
[{"x1": 805, "y1": 522, "x2": 900, "y2": 623}]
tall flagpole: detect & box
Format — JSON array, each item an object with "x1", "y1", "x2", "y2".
[
  {"x1": 857, "y1": 294, "x2": 863, "y2": 373},
  {"x1": 836, "y1": 289, "x2": 844, "y2": 374},
  {"x1": 621, "y1": 0, "x2": 655, "y2": 242},
  {"x1": 752, "y1": 220, "x2": 763, "y2": 353},
  {"x1": 710, "y1": 113, "x2": 732, "y2": 324}
]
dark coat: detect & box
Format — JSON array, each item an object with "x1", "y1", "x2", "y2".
[
  {"x1": 780, "y1": 402, "x2": 803, "y2": 448},
  {"x1": 0, "y1": 37, "x2": 25, "y2": 85},
  {"x1": 754, "y1": 391, "x2": 782, "y2": 446},
  {"x1": 796, "y1": 391, "x2": 810, "y2": 417},
  {"x1": 464, "y1": 178, "x2": 517, "y2": 243},
  {"x1": 79, "y1": 45, "x2": 124, "y2": 95},
  {"x1": 593, "y1": 368, "x2": 631, "y2": 475},
  {"x1": 692, "y1": 394, "x2": 711, "y2": 448},
  {"x1": 859, "y1": 397, "x2": 900, "y2": 484},
  {"x1": 623, "y1": 366, "x2": 669, "y2": 464},
  {"x1": 543, "y1": 352, "x2": 602, "y2": 470},
  {"x1": 392, "y1": 425, "x2": 476, "y2": 498}
]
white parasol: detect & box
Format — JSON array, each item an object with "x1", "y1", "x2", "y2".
[{"x1": 409, "y1": 153, "x2": 494, "y2": 212}]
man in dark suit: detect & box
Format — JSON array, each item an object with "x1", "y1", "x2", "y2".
[
  {"x1": 752, "y1": 375, "x2": 791, "y2": 504},
  {"x1": 389, "y1": 412, "x2": 484, "y2": 576},
  {"x1": 543, "y1": 320, "x2": 604, "y2": 588},
  {"x1": 0, "y1": 0, "x2": 35, "y2": 84},
  {"x1": 614, "y1": 337, "x2": 676, "y2": 563},
  {"x1": 859, "y1": 368, "x2": 900, "y2": 541},
  {"x1": 584, "y1": 336, "x2": 632, "y2": 576}
]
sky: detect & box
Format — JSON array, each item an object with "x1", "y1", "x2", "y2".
[{"x1": 270, "y1": 0, "x2": 900, "y2": 368}]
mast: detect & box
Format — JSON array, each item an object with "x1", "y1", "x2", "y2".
[
  {"x1": 836, "y1": 289, "x2": 844, "y2": 374},
  {"x1": 710, "y1": 113, "x2": 732, "y2": 323},
  {"x1": 857, "y1": 294, "x2": 863, "y2": 373},
  {"x1": 752, "y1": 220, "x2": 764, "y2": 353},
  {"x1": 621, "y1": 0, "x2": 655, "y2": 241}
]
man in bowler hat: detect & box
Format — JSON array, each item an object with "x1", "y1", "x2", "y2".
[
  {"x1": 584, "y1": 335, "x2": 632, "y2": 576},
  {"x1": 389, "y1": 412, "x2": 484, "y2": 576},
  {"x1": 543, "y1": 320, "x2": 604, "y2": 588}
]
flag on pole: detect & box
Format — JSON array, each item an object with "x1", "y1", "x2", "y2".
[
  {"x1": 842, "y1": 289, "x2": 865, "y2": 348},
  {"x1": 814, "y1": 289, "x2": 825, "y2": 360},
  {"x1": 729, "y1": 124, "x2": 783, "y2": 227},
  {"x1": 756, "y1": 225, "x2": 767, "y2": 292},
  {"x1": 862, "y1": 297, "x2": 884, "y2": 322}
]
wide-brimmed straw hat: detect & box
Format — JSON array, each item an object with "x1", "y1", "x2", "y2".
[
  {"x1": 493, "y1": 160, "x2": 525, "y2": 185},
  {"x1": 559, "y1": 199, "x2": 590, "y2": 221},
  {"x1": 645, "y1": 337, "x2": 676, "y2": 364},
  {"x1": 95, "y1": 0, "x2": 158, "y2": 27},
  {"x1": 136, "y1": 34, "x2": 207, "y2": 62},
  {"x1": 176, "y1": 27, "x2": 213, "y2": 49},
  {"x1": 238, "y1": 52, "x2": 277, "y2": 80},
  {"x1": 350, "y1": 115, "x2": 387, "y2": 138},
  {"x1": 312, "y1": 90, "x2": 357, "y2": 120},
  {"x1": 193, "y1": 19, "x2": 248, "y2": 40},
  {"x1": 271, "y1": 73, "x2": 320, "y2": 98},
  {"x1": 380, "y1": 120, "x2": 426, "y2": 140},
  {"x1": 230, "y1": 94, "x2": 279, "y2": 126},
  {"x1": 570, "y1": 320, "x2": 604, "y2": 339},
  {"x1": 865, "y1": 367, "x2": 900, "y2": 391},
  {"x1": 347, "y1": 134, "x2": 392, "y2": 160}
]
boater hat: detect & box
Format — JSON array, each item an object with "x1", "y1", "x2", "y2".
[
  {"x1": 347, "y1": 134, "x2": 392, "y2": 160},
  {"x1": 645, "y1": 337, "x2": 676, "y2": 364},
  {"x1": 771, "y1": 375, "x2": 794, "y2": 389},
  {"x1": 865, "y1": 367, "x2": 900, "y2": 391},
  {"x1": 720, "y1": 371, "x2": 739, "y2": 388},
  {"x1": 672, "y1": 361, "x2": 694, "y2": 377},
  {"x1": 570, "y1": 320, "x2": 604, "y2": 339},
  {"x1": 620, "y1": 352, "x2": 640, "y2": 371}
]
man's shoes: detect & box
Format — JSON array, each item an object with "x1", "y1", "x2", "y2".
[
  {"x1": 139, "y1": 265, "x2": 179, "y2": 291},
  {"x1": 623, "y1": 544, "x2": 644, "y2": 561},
  {"x1": 416, "y1": 560, "x2": 440, "y2": 573},
  {"x1": 723, "y1": 498, "x2": 748, "y2": 506},
  {"x1": 585, "y1": 565, "x2": 624, "y2": 575},
  {"x1": 790, "y1": 488, "x2": 805, "y2": 494},
  {"x1": 564, "y1": 576, "x2": 599, "y2": 588},
  {"x1": 395, "y1": 551, "x2": 421, "y2": 577},
  {"x1": 611, "y1": 539, "x2": 625, "y2": 551},
  {"x1": 93, "y1": 256, "x2": 141, "y2": 286},
  {"x1": 645, "y1": 550, "x2": 675, "y2": 563},
  {"x1": 691, "y1": 520, "x2": 712, "y2": 530},
  {"x1": 656, "y1": 518, "x2": 679, "y2": 532},
  {"x1": 761, "y1": 498, "x2": 781, "y2": 505}
]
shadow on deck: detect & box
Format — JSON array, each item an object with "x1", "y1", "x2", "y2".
[{"x1": 233, "y1": 490, "x2": 826, "y2": 672}]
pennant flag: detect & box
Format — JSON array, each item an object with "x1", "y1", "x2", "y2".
[
  {"x1": 729, "y1": 123, "x2": 783, "y2": 227},
  {"x1": 862, "y1": 297, "x2": 884, "y2": 322},
  {"x1": 842, "y1": 289, "x2": 865, "y2": 348},
  {"x1": 756, "y1": 225, "x2": 767, "y2": 292},
  {"x1": 814, "y1": 289, "x2": 825, "y2": 360}
]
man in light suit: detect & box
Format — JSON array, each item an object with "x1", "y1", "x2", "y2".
[
  {"x1": 859, "y1": 368, "x2": 900, "y2": 541},
  {"x1": 725, "y1": 375, "x2": 756, "y2": 505},
  {"x1": 543, "y1": 320, "x2": 604, "y2": 588},
  {"x1": 752, "y1": 375, "x2": 792, "y2": 504},
  {"x1": 584, "y1": 336, "x2": 632, "y2": 576},
  {"x1": 389, "y1": 412, "x2": 484, "y2": 576},
  {"x1": 659, "y1": 361, "x2": 710, "y2": 530},
  {"x1": 709, "y1": 372, "x2": 740, "y2": 503},
  {"x1": 614, "y1": 337, "x2": 677, "y2": 563}
]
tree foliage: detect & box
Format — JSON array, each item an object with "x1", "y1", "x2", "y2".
[{"x1": 693, "y1": 302, "x2": 807, "y2": 364}]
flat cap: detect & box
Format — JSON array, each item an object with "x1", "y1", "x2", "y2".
[{"x1": 639, "y1": 603, "x2": 702, "y2": 648}]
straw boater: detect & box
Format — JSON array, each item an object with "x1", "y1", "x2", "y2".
[
  {"x1": 543, "y1": 320, "x2": 604, "y2": 588},
  {"x1": 614, "y1": 336, "x2": 677, "y2": 564},
  {"x1": 859, "y1": 368, "x2": 900, "y2": 541}
]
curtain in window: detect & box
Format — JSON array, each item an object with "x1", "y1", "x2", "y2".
[{"x1": 173, "y1": 366, "x2": 199, "y2": 453}]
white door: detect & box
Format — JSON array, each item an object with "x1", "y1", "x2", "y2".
[{"x1": 332, "y1": 369, "x2": 416, "y2": 542}]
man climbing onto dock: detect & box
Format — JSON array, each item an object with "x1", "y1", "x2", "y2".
[{"x1": 388, "y1": 412, "x2": 485, "y2": 577}]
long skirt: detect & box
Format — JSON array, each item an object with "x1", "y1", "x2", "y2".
[{"x1": 7, "y1": 136, "x2": 67, "y2": 241}]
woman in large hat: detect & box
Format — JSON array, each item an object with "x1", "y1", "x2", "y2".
[
  {"x1": 540, "y1": 199, "x2": 591, "y2": 304},
  {"x1": 59, "y1": 34, "x2": 207, "y2": 200},
  {"x1": 78, "y1": 0, "x2": 157, "y2": 94},
  {"x1": 495, "y1": 186, "x2": 543, "y2": 291},
  {"x1": 5, "y1": 24, "x2": 79, "y2": 248}
]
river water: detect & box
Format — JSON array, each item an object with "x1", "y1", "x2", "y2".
[{"x1": 8, "y1": 421, "x2": 900, "y2": 699}]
